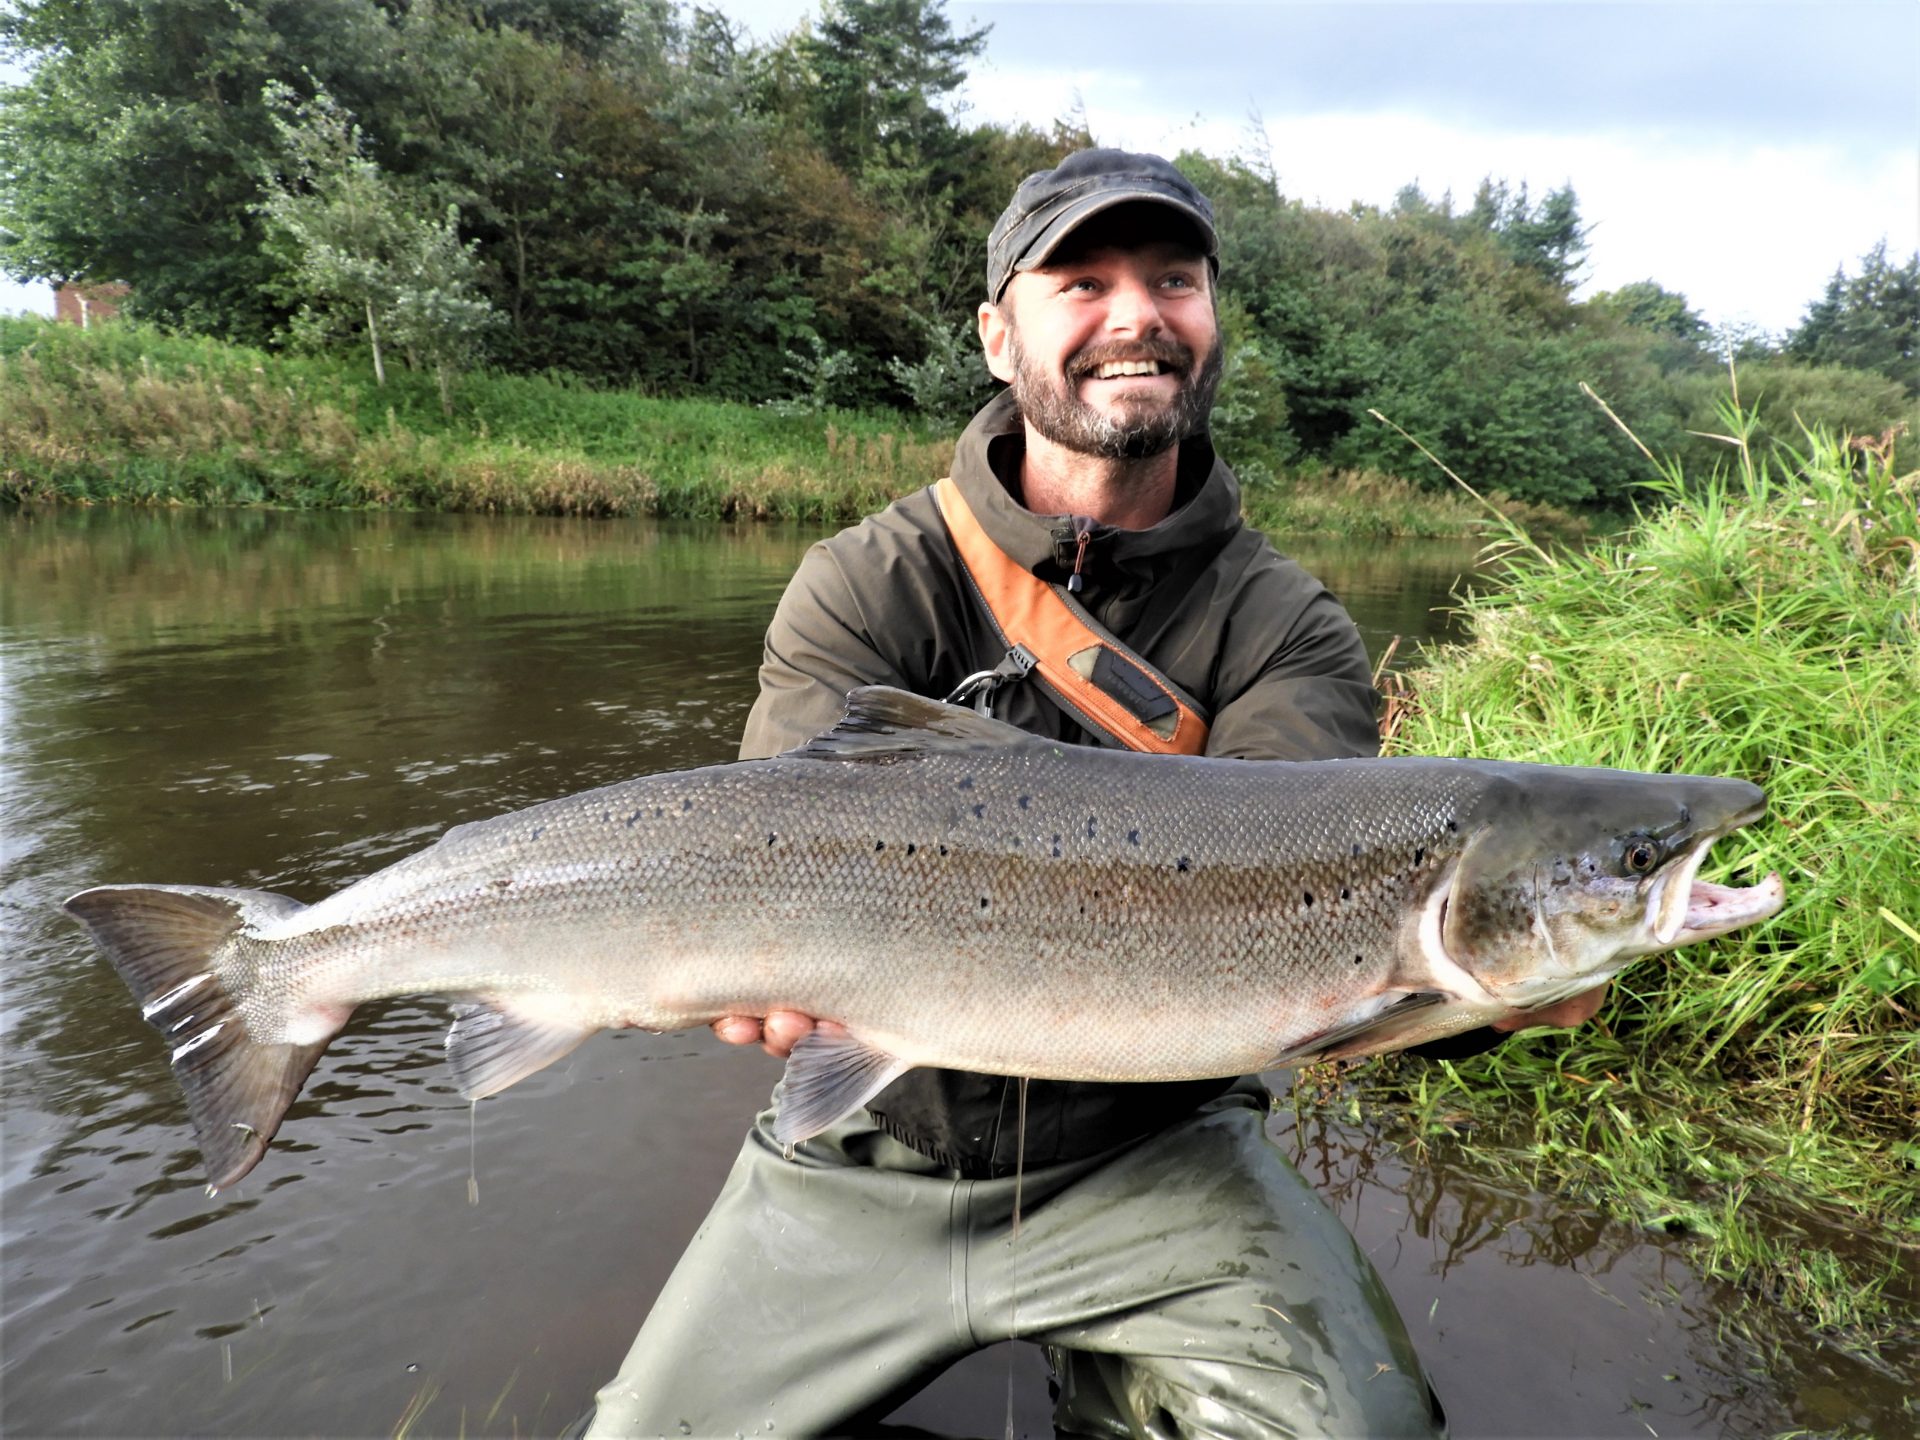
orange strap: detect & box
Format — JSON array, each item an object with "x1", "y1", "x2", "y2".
[{"x1": 934, "y1": 477, "x2": 1210, "y2": 756}]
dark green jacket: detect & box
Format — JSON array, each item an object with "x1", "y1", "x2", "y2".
[{"x1": 740, "y1": 389, "x2": 1379, "y2": 1173}]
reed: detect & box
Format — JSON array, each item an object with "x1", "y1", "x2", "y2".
[{"x1": 1356, "y1": 396, "x2": 1920, "y2": 1338}]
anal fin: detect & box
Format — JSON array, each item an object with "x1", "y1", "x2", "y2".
[
  {"x1": 772, "y1": 1022, "x2": 913, "y2": 1146},
  {"x1": 445, "y1": 1000, "x2": 595, "y2": 1099}
]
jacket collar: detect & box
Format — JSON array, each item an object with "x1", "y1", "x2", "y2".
[{"x1": 948, "y1": 388, "x2": 1244, "y2": 582}]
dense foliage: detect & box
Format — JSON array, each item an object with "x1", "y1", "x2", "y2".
[{"x1": 3, "y1": 0, "x2": 1915, "y2": 508}]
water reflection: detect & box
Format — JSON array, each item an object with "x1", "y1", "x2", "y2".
[
  {"x1": 1276, "y1": 1100, "x2": 1916, "y2": 1438},
  {"x1": 5, "y1": 506, "x2": 1905, "y2": 1438}
]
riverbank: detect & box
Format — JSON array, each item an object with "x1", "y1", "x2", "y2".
[
  {"x1": 1365, "y1": 413, "x2": 1920, "y2": 1345},
  {"x1": 0, "y1": 317, "x2": 1589, "y2": 540}
]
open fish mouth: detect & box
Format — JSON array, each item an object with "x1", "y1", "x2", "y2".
[
  {"x1": 1670, "y1": 872, "x2": 1786, "y2": 943},
  {"x1": 1646, "y1": 821, "x2": 1784, "y2": 944}
]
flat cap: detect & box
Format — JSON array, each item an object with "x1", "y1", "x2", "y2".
[{"x1": 986, "y1": 148, "x2": 1218, "y2": 304}]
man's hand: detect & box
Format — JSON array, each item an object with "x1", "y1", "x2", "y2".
[
  {"x1": 1489, "y1": 983, "x2": 1609, "y2": 1033},
  {"x1": 711, "y1": 1010, "x2": 816, "y2": 1059}
]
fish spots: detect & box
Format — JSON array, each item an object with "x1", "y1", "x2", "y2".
[
  {"x1": 530, "y1": 825, "x2": 544, "y2": 841},
  {"x1": 874, "y1": 840, "x2": 886, "y2": 852},
  {"x1": 1446, "y1": 819, "x2": 1459, "y2": 834},
  {"x1": 681, "y1": 799, "x2": 693, "y2": 813},
  {"x1": 1340, "y1": 887, "x2": 1351, "y2": 901},
  {"x1": 1352, "y1": 843, "x2": 1363, "y2": 858},
  {"x1": 971, "y1": 803, "x2": 986, "y2": 819},
  {"x1": 490, "y1": 878, "x2": 513, "y2": 890},
  {"x1": 1353, "y1": 954, "x2": 1365, "y2": 966},
  {"x1": 1127, "y1": 828, "x2": 1140, "y2": 845},
  {"x1": 1085, "y1": 815, "x2": 1097, "y2": 839},
  {"x1": 1176, "y1": 856, "x2": 1192, "y2": 874},
  {"x1": 1413, "y1": 847, "x2": 1425, "y2": 867},
  {"x1": 1018, "y1": 794, "x2": 1031, "y2": 810},
  {"x1": 1302, "y1": 891, "x2": 1314, "y2": 907},
  {"x1": 768, "y1": 832, "x2": 777, "y2": 847},
  {"x1": 626, "y1": 811, "x2": 642, "y2": 827},
  {"x1": 905, "y1": 843, "x2": 917, "y2": 856},
  {"x1": 979, "y1": 896, "x2": 991, "y2": 910},
  {"x1": 938, "y1": 844, "x2": 949, "y2": 857},
  {"x1": 958, "y1": 776, "x2": 975, "y2": 791}
]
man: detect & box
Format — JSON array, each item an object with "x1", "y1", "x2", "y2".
[{"x1": 586, "y1": 148, "x2": 1595, "y2": 1437}]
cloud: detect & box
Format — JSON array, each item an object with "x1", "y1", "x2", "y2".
[
  {"x1": 964, "y1": 2, "x2": 1918, "y2": 148},
  {"x1": 961, "y1": 3, "x2": 1920, "y2": 334}
]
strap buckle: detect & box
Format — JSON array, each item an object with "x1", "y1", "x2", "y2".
[{"x1": 945, "y1": 644, "x2": 1038, "y2": 717}]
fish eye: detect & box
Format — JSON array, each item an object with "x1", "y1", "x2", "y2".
[{"x1": 1621, "y1": 836, "x2": 1663, "y2": 875}]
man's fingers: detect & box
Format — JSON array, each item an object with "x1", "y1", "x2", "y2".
[
  {"x1": 708, "y1": 1011, "x2": 818, "y2": 1058},
  {"x1": 1492, "y1": 982, "x2": 1610, "y2": 1033},
  {"x1": 761, "y1": 1011, "x2": 816, "y2": 1059},
  {"x1": 711, "y1": 1015, "x2": 764, "y2": 1046}
]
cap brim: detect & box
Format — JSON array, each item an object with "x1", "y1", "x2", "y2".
[{"x1": 1014, "y1": 187, "x2": 1219, "y2": 279}]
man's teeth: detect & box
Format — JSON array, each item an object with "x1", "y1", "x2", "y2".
[{"x1": 1093, "y1": 360, "x2": 1164, "y2": 378}]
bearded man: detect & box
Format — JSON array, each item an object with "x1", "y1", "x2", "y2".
[{"x1": 583, "y1": 148, "x2": 1459, "y2": 1438}]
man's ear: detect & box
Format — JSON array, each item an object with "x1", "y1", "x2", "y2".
[{"x1": 978, "y1": 300, "x2": 1016, "y2": 383}]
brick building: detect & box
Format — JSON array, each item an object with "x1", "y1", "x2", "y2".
[{"x1": 54, "y1": 282, "x2": 130, "y2": 327}]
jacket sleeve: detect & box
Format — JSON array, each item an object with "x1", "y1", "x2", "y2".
[
  {"x1": 1203, "y1": 578, "x2": 1381, "y2": 763},
  {"x1": 737, "y1": 541, "x2": 910, "y2": 761}
]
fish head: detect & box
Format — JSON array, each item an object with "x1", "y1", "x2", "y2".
[{"x1": 1440, "y1": 765, "x2": 1784, "y2": 1013}]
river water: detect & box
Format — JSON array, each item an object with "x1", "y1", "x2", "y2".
[{"x1": 1, "y1": 507, "x2": 1908, "y2": 1438}]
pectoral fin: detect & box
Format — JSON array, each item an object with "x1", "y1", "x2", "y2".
[
  {"x1": 1269, "y1": 990, "x2": 1461, "y2": 1066},
  {"x1": 773, "y1": 1022, "x2": 913, "y2": 1146},
  {"x1": 445, "y1": 1000, "x2": 595, "y2": 1099}
]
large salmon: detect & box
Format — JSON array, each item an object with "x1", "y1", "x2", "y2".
[{"x1": 66, "y1": 688, "x2": 1783, "y2": 1192}]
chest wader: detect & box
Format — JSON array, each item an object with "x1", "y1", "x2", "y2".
[{"x1": 580, "y1": 481, "x2": 1446, "y2": 1440}]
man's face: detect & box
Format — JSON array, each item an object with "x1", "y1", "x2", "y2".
[{"x1": 981, "y1": 238, "x2": 1223, "y2": 461}]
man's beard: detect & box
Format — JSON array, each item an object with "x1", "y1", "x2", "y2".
[{"x1": 1006, "y1": 327, "x2": 1225, "y2": 461}]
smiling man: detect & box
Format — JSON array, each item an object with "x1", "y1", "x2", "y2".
[{"x1": 583, "y1": 149, "x2": 1454, "y2": 1438}]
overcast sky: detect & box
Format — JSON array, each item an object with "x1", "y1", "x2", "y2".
[{"x1": 6, "y1": 0, "x2": 1916, "y2": 335}]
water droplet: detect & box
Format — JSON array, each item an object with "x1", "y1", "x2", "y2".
[
  {"x1": 405, "y1": 1362, "x2": 419, "y2": 1373},
  {"x1": 678, "y1": 1423, "x2": 693, "y2": 1435}
]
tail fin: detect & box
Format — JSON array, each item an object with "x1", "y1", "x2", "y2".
[{"x1": 64, "y1": 884, "x2": 345, "y2": 1193}]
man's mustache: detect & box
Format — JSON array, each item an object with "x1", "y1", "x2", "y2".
[{"x1": 1065, "y1": 338, "x2": 1194, "y2": 381}]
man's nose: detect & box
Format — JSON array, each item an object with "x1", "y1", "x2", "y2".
[{"x1": 1102, "y1": 276, "x2": 1164, "y2": 335}]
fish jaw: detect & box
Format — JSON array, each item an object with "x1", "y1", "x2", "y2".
[{"x1": 1668, "y1": 871, "x2": 1786, "y2": 944}]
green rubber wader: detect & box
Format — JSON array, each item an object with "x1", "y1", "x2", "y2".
[{"x1": 584, "y1": 1081, "x2": 1444, "y2": 1439}]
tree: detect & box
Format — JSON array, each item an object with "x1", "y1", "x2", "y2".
[
  {"x1": 0, "y1": 0, "x2": 399, "y2": 337},
  {"x1": 797, "y1": 0, "x2": 988, "y2": 185},
  {"x1": 1588, "y1": 280, "x2": 1714, "y2": 375},
  {"x1": 1786, "y1": 241, "x2": 1919, "y2": 396},
  {"x1": 1590, "y1": 281, "x2": 1709, "y2": 344},
  {"x1": 1463, "y1": 178, "x2": 1588, "y2": 292},
  {"x1": 257, "y1": 84, "x2": 494, "y2": 410}
]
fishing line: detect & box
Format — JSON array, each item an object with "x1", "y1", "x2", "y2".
[
  {"x1": 467, "y1": 1099, "x2": 480, "y2": 1206},
  {"x1": 1005, "y1": 1074, "x2": 1028, "y2": 1440}
]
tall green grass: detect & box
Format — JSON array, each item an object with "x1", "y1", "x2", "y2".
[
  {"x1": 0, "y1": 317, "x2": 952, "y2": 521},
  {"x1": 1361, "y1": 399, "x2": 1920, "y2": 1337},
  {"x1": 0, "y1": 316, "x2": 1579, "y2": 537}
]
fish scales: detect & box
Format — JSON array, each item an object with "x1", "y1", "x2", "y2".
[
  {"x1": 63, "y1": 686, "x2": 1785, "y2": 1191},
  {"x1": 254, "y1": 746, "x2": 1475, "y2": 1080}
]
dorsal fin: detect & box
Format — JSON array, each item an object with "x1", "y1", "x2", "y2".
[{"x1": 788, "y1": 686, "x2": 1043, "y2": 762}]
